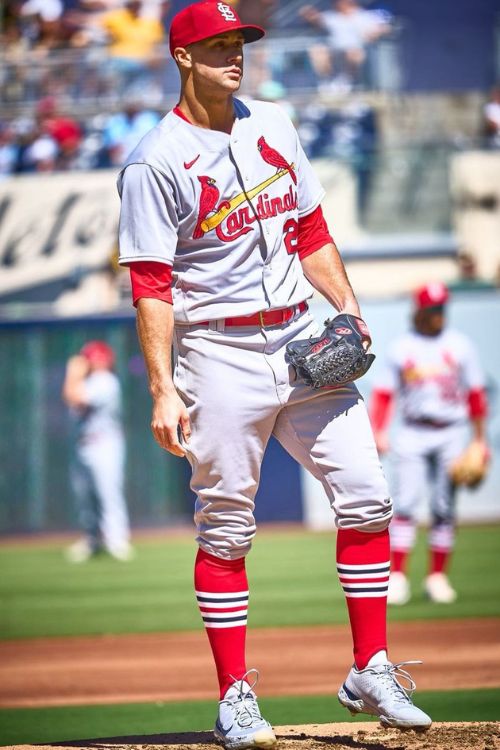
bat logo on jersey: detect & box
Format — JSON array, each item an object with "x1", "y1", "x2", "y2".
[{"x1": 192, "y1": 136, "x2": 298, "y2": 241}]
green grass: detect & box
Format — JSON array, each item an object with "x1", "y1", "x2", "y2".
[
  {"x1": 1, "y1": 525, "x2": 500, "y2": 639},
  {"x1": 1, "y1": 688, "x2": 499, "y2": 746}
]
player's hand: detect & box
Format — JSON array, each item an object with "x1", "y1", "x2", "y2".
[
  {"x1": 374, "y1": 430, "x2": 390, "y2": 455},
  {"x1": 151, "y1": 391, "x2": 191, "y2": 457}
]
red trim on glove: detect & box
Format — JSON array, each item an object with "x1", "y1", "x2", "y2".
[
  {"x1": 369, "y1": 389, "x2": 394, "y2": 432},
  {"x1": 298, "y1": 205, "x2": 334, "y2": 260},
  {"x1": 129, "y1": 261, "x2": 173, "y2": 307},
  {"x1": 468, "y1": 387, "x2": 488, "y2": 419}
]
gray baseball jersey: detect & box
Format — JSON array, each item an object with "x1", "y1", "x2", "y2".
[
  {"x1": 71, "y1": 370, "x2": 130, "y2": 553},
  {"x1": 74, "y1": 370, "x2": 123, "y2": 441},
  {"x1": 375, "y1": 328, "x2": 485, "y2": 425},
  {"x1": 117, "y1": 98, "x2": 324, "y2": 322}
]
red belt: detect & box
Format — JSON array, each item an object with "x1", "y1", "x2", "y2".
[{"x1": 220, "y1": 301, "x2": 308, "y2": 328}]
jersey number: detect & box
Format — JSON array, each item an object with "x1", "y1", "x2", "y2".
[{"x1": 283, "y1": 219, "x2": 299, "y2": 255}]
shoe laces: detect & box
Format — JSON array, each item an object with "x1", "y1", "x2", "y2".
[
  {"x1": 223, "y1": 669, "x2": 262, "y2": 729},
  {"x1": 375, "y1": 661, "x2": 422, "y2": 704}
]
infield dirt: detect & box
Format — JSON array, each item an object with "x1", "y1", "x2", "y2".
[
  {"x1": 9, "y1": 721, "x2": 500, "y2": 750},
  {"x1": 3, "y1": 618, "x2": 500, "y2": 750},
  {"x1": 1, "y1": 618, "x2": 499, "y2": 708}
]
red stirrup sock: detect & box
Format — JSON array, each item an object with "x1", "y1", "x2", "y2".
[
  {"x1": 391, "y1": 549, "x2": 409, "y2": 574},
  {"x1": 337, "y1": 528, "x2": 390, "y2": 670},
  {"x1": 429, "y1": 548, "x2": 451, "y2": 575},
  {"x1": 195, "y1": 548, "x2": 249, "y2": 698},
  {"x1": 428, "y1": 523, "x2": 454, "y2": 575}
]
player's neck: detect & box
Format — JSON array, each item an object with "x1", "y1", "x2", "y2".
[{"x1": 178, "y1": 89, "x2": 235, "y2": 134}]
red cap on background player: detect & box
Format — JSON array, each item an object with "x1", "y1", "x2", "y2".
[
  {"x1": 414, "y1": 282, "x2": 449, "y2": 310},
  {"x1": 80, "y1": 340, "x2": 115, "y2": 368},
  {"x1": 169, "y1": 1, "x2": 265, "y2": 57}
]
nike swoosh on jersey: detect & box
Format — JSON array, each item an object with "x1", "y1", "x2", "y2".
[{"x1": 184, "y1": 155, "x2": 200, "y2": 169}]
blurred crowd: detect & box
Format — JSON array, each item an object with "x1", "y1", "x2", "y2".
[
  {"x1": 0, "y1": 0, "x2": 398, "y2": 108},
  {"x1": 0, "y1": 93, "x2": 163, "y2": 174},
  {"x1": 0, "y1": 0, "x2": 401, "y2": 179},
  {"x1": 1, "y1": 0, "x2": 500, "y2": 184},
  {"x1": 1, "y1": 0, "x2": 170, "y2": 55}
]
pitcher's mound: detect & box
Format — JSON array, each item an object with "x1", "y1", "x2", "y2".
[{"x1": 11, "y1": 721, "x2": 500, "y2": 750}]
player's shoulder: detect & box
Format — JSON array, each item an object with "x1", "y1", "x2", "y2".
[
  {"x1": 441, "y1": 327, "x2": 474, "y2": 350},
  {"x1": 88, "y1": 369, "x2": 119, "y2": 387},
  {"x1": 384, "y1": 330, "x2": 420, "y2": 361},
  {"x1": 123, "y1": 111, "x2": 181, "y2": 170},
  {"x1": 238, "y1": 97, "x2": 296, "y2": 129}
]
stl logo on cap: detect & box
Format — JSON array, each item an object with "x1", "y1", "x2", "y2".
[
  {"x1": 217, "y1": 2, "x2": 237, "y2": 22},
  {"x1": 427, "y1": 282, "x2": 447, "y2": 302},
  {"x1": 415, "y1": 280, "x2": 449, "y2": 309}
]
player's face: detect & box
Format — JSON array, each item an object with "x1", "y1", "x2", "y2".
[
  {"x1": 189, "y1": 31, "x2": 245, "y2": 93},
  {"x1": 414, "y1": 307, "x2": 445, "y2": 336}
]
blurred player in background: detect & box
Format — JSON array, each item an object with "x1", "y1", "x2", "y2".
[
  {"x1": 370, "y1": 282, "x2": 489, "y2": 605},
  {"x1": 62, "y1": 340, "x2": 133, "y2": 562}
]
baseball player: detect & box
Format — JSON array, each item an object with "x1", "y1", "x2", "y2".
[
  {"x1": 370, "y1": 282, "x2": 489, "y2": 605},
  {"x1": 62, "y1": 341, "x2": 133, "y2": 563},
  {"x1": 117, "y1": 2, "x2": 431, "y2": 746}
]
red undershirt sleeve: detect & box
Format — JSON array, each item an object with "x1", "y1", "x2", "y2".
[
  {"x1": 297, "y1": 205, "x2": 334, "y2": 260},
  {"x1": 129, "y1": 261, "x2": 173, "y2": 307},
  {"x1": 467, "y1": 387, "x2": 488, "y2": 419},
  {"x1": 369, "y1": 389, "x2": 394, "y2": 432}
]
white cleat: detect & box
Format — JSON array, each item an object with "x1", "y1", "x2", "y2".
[
  {"x1": 214, "y1": 670, "x2": 277, "y2": 750},
  {"x1": 424, "y1": 573, "x2": 457, "y2": 603},
  {"x1": 106, "y1": 543, "x2": 135, "y2": 562},
  {"x1": 65, "y1": 538, "x2": 96, "y2": 563},
  {"x1": 387, "y1": 572, "x2": 411, "y2": 606},
  {"x1": 338, "y1": 661, "x2": 432, "y2": 729}
]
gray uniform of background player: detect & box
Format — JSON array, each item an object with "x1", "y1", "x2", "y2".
[
  {"x1": 371, "y1": 314, "x2": 487, "y2": 606},
  {"x1": 375, "y1": 328, "x2": 485, "y2": 532},
  {"x1": 68, "y1": 366, "x2": 131, "y2": 557}
]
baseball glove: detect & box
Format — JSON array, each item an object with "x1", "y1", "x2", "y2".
[
  {"x1": 448, "y1": 440, "x2": 490, "y2": 488},
  {"x1": 285, "y1": 313, "x2": 375, "y2": 389}
]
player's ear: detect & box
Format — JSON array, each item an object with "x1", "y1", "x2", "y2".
[{"x1": 174, "y1": 46, "x2": 192, "y2": 70}]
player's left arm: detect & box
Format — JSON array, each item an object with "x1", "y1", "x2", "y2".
[
  {"x1": 290, "y1": 117, "x2": 362, "y2": 319},
  {"x1": 300, "y1": 238, "x2": 361, "y2": 318},
  {"x1": 62, "y1": 355, "x2": 90, "y2": 409},
  {"x1": 461, "y1": 336, "x2": 489, "y2": 445}
]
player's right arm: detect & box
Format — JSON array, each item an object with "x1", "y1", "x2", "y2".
[
  {"x1": 136, "y1": 297, "x2": 191, "y2": 458},
  {"x1": 117, "y1": 163, "x2": 188, "y2": 457}
]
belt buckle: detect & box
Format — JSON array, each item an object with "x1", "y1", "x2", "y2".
[{"x1": 259, "y1": 310, "x2": 267, "y2": 327}]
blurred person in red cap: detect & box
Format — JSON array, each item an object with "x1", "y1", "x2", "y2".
[
  {"x1": 62, "y1": 340, "x2": 133, "y2": 563},
  {"x1": 369, "y1": 281, "x2": 489, "y2": 606},
  {"x1": 35, "y1": 96, "x2": 83, "y2": 170},
  {"x1": 117, "y1": 1, "x2": 432, "y2": 742}
]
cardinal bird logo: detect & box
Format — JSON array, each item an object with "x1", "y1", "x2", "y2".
[
  {"x1": 193, "y1": 175, "x2": 220, "y2": 239},
  {"x1": 257, "y1": 136, "x2": 297, "y2": 185}
]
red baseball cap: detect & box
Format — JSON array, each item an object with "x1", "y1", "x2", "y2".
[
  {"x1": 169, "y1": 1, "x2": 265, "y2": 57},
  {"x1": 414, "y1": 281, "x2": 449, "y2": 309},
  {"x1": 80, "y1": 340, "x2": 115, "y2": 367}
]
